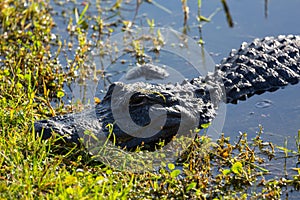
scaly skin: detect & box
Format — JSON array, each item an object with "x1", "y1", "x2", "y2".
[{"x1": 34, "y1": 35, "x2": 300, "y2": 150}]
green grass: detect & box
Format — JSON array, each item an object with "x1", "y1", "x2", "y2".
[{"x1": 0, "y1": 0, "x2": 300, "y2": 199}]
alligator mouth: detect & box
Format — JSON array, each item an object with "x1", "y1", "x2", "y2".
[
  {"x1": 34, "y1": 118, "x2": 81, "y2": 146},
  {"x1": 33, "y1": 104, "x2": 188, "y2": 152}
]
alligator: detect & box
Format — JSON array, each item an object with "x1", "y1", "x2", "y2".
[{"x1": 34, "y1": 35, "x2": 300, "y2": 151}]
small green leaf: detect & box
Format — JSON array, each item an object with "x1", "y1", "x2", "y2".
[
  {"x1": 251, "y1": 163, "x2": 269, "y2": 173},
  {"x1": 186, "y1": 182, "x2": 197, "y2": 191},
  {"x1": 16, "y1": 82, "x2": 23, "y2": 89},
  {"x1": 84, "y1": 130, "x2": 98, "y2": 141},
  {"x1": 170, "y1": 169, "x2": 181, "y2": 178},
  {"x1": 199, "y1": 15, "x2": 210, "y2": 22},
  {"x1": 168, "y1": 163, "x2": 175, "y2": 170},
  {"x1": 201, "y1": 123, "x2": 211, "y2": 129},
  {"x1": 17, "y1": 74, "x2": 24, "y2": 80},
  {"x1": 79, "y1": 3, "x2": 89, "y2": 23},
  {"x1": 66, "y1": 187, "x2": 74, "y2": 194},
  {"x1": 146, "y1": 18, "x2": 155, "y2": 27},
  {"x1": 3, "y1": 69, "x2": 10, "y2": 76},
  {"x1": 222, "y1": 169, "x2": 231, "y2": 175},
  {"x1": 153, "y1": 181, "x2": 159, "y2": 190},
  {"x1": 57, "y1": 90, "x2": 65, "y2": 98},
  {"x1": 25, "y1": 73, "x2": 31, "y2": 81},
  {"x1": 231, "y1": 161, "x2": 243, "y2": 175},
  {"x1": 198, "y1": 39, "x2": 204, "y2": 45}
]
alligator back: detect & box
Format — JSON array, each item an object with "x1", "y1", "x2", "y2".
[{"x1": 218, "y1": 35, "x2": 300, "y2": 103}]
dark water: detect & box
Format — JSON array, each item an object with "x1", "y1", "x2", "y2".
[{"x1": 50, "y1": 0, "x2": 300, "y2": 197}]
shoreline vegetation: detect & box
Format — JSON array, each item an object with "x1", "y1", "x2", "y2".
[{"x1": 0, "y1": 1, "x2": 299, "y2": 199}]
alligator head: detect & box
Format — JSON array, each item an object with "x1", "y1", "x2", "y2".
[{"x1": 97, "y1": 81, "x2": 220, "y2": 150}]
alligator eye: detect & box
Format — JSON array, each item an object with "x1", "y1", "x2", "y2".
[{"x1": 130, "y1": 94, "x2": 148, "y2": 106}]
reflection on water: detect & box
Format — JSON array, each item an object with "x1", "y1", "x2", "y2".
[
  {"x1": 255, "y1": 99, "x2": 272, "y2": 109},
  {"x1": 223, "y1": 83, "x2": 300, "y2": 148}
]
